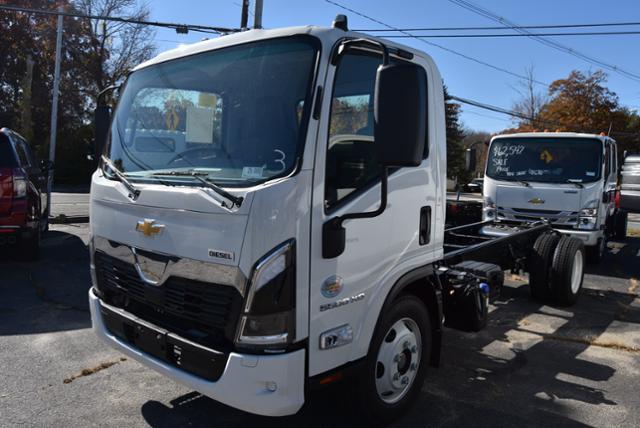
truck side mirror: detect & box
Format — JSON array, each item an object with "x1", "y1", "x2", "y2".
[
  {"x1": 374, "y1": 62, "x2": 427, "y2": 167},
  {"x1": 94, "y1": 104, "x2": 111, "y2": 158}
]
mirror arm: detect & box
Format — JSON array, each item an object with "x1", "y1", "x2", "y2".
[
  {"x1": 322, "y1": 168, "x2": 389, "y2": 259},
  {"x1": 340, "y1": 167, "x2": 388, "y2": 222}
]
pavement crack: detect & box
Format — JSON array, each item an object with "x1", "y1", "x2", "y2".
[
  {"x1": 63, "y1": 357, "x2": 127, "y2": 384},
  {"x1": 26, "y1": 271, "x2": 89, "y2": 313}
]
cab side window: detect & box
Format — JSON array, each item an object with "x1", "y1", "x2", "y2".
[{"x1": 325, "y1": 51, "x2": 382, "y2": 210}]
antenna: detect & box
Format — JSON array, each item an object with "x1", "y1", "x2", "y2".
[{"x1": 607, "y1": 122, "x2": 613, "y2": 136}]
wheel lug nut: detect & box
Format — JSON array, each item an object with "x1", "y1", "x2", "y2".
[
  {"x1": 403, "y1": 341, "x2": 410, "y2": 350},
  {"x1": 410, "y1": 345, "x2": 417, "y2": 353},
  {"x1": 393, "y1": 373, "x2": 400, "y2": 381},
  {"x1": 401, "y1": 376, "x2": 409, "y2": 385},
  {"x1": 393, "y1": 354, "x2": 401, "y2": 363},
  {"x1": 410, "y1": 363, "x2": 417, "y2": 371}
]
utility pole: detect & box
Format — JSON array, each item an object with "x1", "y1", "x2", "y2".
[
  {"x1": 47, "y1": 6, "x2": 63, "y2": 218},
  {"x1": 253, "y1": 0, "x2": 263, "y2": 29},
  {"x1": 240, "y1": 0, "x2": 249, "y2": 29}
]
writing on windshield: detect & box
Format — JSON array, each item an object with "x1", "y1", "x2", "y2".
[{"x1": 486, "y1": 137, "x2": 603, "y2": 183}]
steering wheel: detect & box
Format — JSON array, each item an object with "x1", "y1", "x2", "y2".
[{"x1": 167, "y1": 147, "x2": 231, "y2": 168}]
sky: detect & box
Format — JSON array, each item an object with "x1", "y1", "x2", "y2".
[{"x1": 148, "y1": 0, "x2": 640, "y2": 133}]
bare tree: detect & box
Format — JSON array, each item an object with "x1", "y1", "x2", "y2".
[
  {"x1": 73, "y1": 0, "x2": 156, "y2": 92},
  {"x1": 511, "y1": 65, "x2": 547, "y2": 130}
]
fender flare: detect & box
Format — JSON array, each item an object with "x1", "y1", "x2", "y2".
[{"x1": 374, "y1": 264, "x2": 444, "y2": 367}]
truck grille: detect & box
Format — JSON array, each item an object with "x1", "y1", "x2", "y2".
[
  {"x1": 94, "y1": 251, "x2": 242, "y2": 348},
  {"x1": 497, "y1": 206, "x2": 578, "y2": 226}
]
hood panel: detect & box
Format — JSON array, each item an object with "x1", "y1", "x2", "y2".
[{"x1": 91, "y1": 174, "x2": 249, "y2": 266}]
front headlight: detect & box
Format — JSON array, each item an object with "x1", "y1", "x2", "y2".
[
  {"x1": 483, "y1": 196, "x2": 496, "y2": 220},
  {"x1": 580, "y1": 207, "x2": 598, "y2": 217},
  {"x1": 236, "y1": 240, "x2": 295, "y2": 350}
]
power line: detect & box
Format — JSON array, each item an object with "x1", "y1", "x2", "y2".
[
  {"x1": 0, "y1": 4, "x2": 238, "y2": 35},
  {"x1": 448, "y1": 0, "x2": 640, "y2": 83},
  {"x1": 324, "y1": 0, "x2": 549, "y2": 86},
  {"x1": 380, "y1": 30, "x2": 640, "y2": 38},
  {"x1": 451, "y1": 95, "x2": 638, "y2": 138},
  {"x1": 355, "y1": 21, "x2": 640, "y2": 32}
]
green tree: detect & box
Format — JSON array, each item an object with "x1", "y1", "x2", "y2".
[{"x1": 444, "y1": 85, "x2": 469, "y2": 183}]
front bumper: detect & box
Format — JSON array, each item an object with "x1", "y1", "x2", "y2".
[
  {"x1": 89, "y1": 288, "x2": 305, "y2": 417},
  {"x1": 555, "y1": 228, "x2": 601, "y2": 246}
]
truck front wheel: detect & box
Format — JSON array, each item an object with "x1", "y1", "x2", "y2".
[
  {"x1": 585, "y1": 237, "x2": 605, "y2": 264},
  {"x1": 551, "y1": 236, "x2": 585, "y2": 306},
  {"x1": 358, "y1": 296, "x2": 431, "y2": 425}
]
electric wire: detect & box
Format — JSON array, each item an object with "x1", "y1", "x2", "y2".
[
  {"x1": 324, "y1": 0, "x2": 549, "y2": 86},
  {"x1": 379, "y1": 30, "x2": 640, "y2": 38},
  {"x1": 355, "y1": 21, "x2": 640, "y2": 32},
  {"x1": 448, "y1": 0, "x2": 640, "y2": 82},
  {"x1": 0, "y1": 4, "x2": 239, "y2": 34}
]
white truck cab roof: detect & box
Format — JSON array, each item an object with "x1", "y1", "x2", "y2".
[
  {"x1": 133, "y1": 25, "x2": 436, "y2": 72},
  {"x1": 491, "y1": 132, "x2": 615, "y2": 144}
]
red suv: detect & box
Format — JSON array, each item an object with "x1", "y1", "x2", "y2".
[{"x1": 0, "y1": 128, "x2": 50, "y2": 259}]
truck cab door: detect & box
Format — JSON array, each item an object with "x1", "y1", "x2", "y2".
[{"x1": 307, "y1": 48, "x2": 437, "y2": 377}]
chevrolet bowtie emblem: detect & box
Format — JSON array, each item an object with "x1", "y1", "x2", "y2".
[
  {"x1": 528, "y1": 198, "x2": 545, "y2": 204},
  {"x1": 135, "y1": 219, "x2": 165, "y2": 237}
]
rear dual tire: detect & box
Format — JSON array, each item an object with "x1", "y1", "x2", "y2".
[{"x1": 529, "y1": 233, "x2": 585, "y2": 306}]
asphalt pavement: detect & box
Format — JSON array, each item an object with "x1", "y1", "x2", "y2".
[
  {"x1": 1, "y1": 224, "x2": 639, "y2": 427},
  {"x1": 50, "y1": 192, "x2": 90, "y2": 220}
]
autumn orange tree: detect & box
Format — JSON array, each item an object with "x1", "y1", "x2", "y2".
[{"x1": 510, "y1": 70, "x2": 640, "y2": 153}]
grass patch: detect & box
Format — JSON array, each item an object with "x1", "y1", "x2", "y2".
[{"x1": 63, "y1": 357, "x2": 127, "y2": 384}]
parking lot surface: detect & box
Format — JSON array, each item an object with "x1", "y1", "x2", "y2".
[{"x1": 1, "y1": 224, "x2": 639, "y2": 427}]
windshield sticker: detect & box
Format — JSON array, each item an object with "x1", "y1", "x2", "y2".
[
  {"x1": 540, "y1": 149, "x2": 554, "y2": 164},
  {"x1": 186, "y1": 106, "x2": 215, "y2": 144},
  {"x1": 586, "y1": 171, "x2": 595, "y2": 177},
  {"x1": 242, "y1": 166, "x2": 264, "y2": 179}
]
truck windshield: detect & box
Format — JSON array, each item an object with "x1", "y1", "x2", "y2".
[
  {"x1": 486, "y1": 137, "x2": 603, "y2": 183},
  {"x1": 106, "y1": 37, "x2": 318, "y2": 187}
]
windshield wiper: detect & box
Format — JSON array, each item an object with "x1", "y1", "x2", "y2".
[
  {"x1": 566, "y1": 179, "x2": 584, "y2": 188},
  {"x1": 101, "y1": 155, "x2": 141, "y2": 200},
  {"x1": 150, "y1": 170, "x2": 243, "y2": 208},
  {"x1": 518, "y1": 180, "x2": 531, "y2": 187}
]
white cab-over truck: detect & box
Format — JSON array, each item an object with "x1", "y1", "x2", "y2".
[
  {"x1": 89, "y1": 17, "x2": 587, "y2": 423},
  {"x1": 483, "y1": 132, "x2": 627, "y2": 265}
]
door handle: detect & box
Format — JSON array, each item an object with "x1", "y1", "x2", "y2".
[{"x1": 419, "y1": 206, "x2": 431, "y2": 245}]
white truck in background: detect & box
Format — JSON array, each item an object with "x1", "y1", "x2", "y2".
[
  {"x1": 483, "y1": 132, "x2": 626, "y2": 265},
  {"x1": 88, "y1": 17, "x2": 586, "y2": 424}
]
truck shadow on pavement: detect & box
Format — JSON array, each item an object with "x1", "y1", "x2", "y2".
[
  {"x1": 0, "y1": 228, "x2": 91, "y2": 335},
  {"x1": 140, "y1": 266, "x2": 639, "y2": 427}
]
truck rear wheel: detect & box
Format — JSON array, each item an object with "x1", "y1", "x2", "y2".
[
  {"x1": 551, "y1": 236, "x2": 585, "y2": 306},
  {"x1": 358, "y1": 296, "x2": 431, "y2": 425},
  {"x1": 528, "y1": 233, "x2": 560, "y2": 301}
]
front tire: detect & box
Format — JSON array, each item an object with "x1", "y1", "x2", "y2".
[
  {"x1": 19, "y1": 227, "x2": 40, "y2": 261},
  {"x1": 614, "y1": 211, "x2": 627, "y2": 240},
  {"x1": 357, "y1": 296, "x2": 431, "y2": 426},
  {"x1": 585, "y1": 237, "x2": 605, "y2": 264}
]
